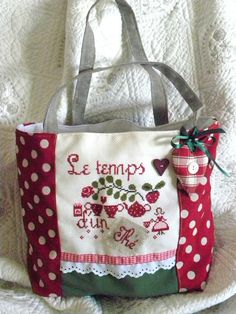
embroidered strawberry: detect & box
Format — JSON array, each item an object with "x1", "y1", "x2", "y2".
[
  {"x1": 146, "y1": 191, "x2": 160, "y2": 204},
  {"x1": 142, "y1": 181, "x2": 165, "y2": 204}
]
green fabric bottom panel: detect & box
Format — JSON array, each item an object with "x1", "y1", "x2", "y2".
[{"x1": 62, "y1": 267, "x2": 178, "y2": 297}]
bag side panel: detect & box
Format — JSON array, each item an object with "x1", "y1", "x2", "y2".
[
  {"x1": 175, "y1": 121, "x2": 219, "y2": 292},
  {"x1": 16, "y1": 129, "x2": 62, "y2": 297}
]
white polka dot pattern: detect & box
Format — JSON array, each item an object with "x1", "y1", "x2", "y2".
[
  {"x1": 40, "y1": 139, "x2": 49, "y2": 149},
  {"x1": 46, "y1": 208, "x2": 54, "y2": 217},
  {"x1": 48, "y1": 272, "x2": 56, "y2": 280},
  {"x1": 181, "y1": 210, "x2": 189, "y2": 219},
  {"x1": 31, "y1": 173, "x2": 38, "y2": 182},
  {"x1": 49, "y1": 251, "x2": 57, "y2": 260},
  {"x1": 185, "y1": 245, "x2": 192, "y2": 254},
  {"x1": 189, "y1": 193, "x2": 199, "y2": 202},
  {"x1": 37, "y1": 259, "x2": 43, "y2": 267},
  {"x1": 42, "y1": 163, "x2": 51, "y2": 172},
  {"x1": 39, "y1": 280, "x2": 44, "y2": 288},
  {"x1": 179, "y1": 237, "x2": 186, "y2": 245},
  {"x1": 192, "y1": 228, "x2": 198, "y2": 236},
  {"x1": 42, "y1": 186, "x2": 51, "y2": 195},
  {"x1": 187, "y1": 271, "x2": 195, "y2": 280},
  {"x1": 21, "y1": 208, "x2": 25, "y2": 217},
  {"x1": 175, "y1": 123, "x2": 218, "y2": 293},
  {"x1": 20, "y1": 136, "x2": 25, "y2": 145},
  {"x1": 38, "y1": 236, "x2": 46, "y2": 245},
  {"x1": 193, "y1": 254, "x2": 200, "y2": 262},
  {"x1": 16, "y1": 129, "x2": 61, "y2": 296},
  {"x1": 28, "y1": 222, "x2": 35, "y2": 231},
  {"x1": 176, "y1": 261, "x2": 183, "y2": 269},
  {"x1": 31, "y1": 150, "x2": 38, "y2": 159},
  {"x1": 48, "y1": 229, "x2": 56, "y2": 238},
  {"x1": 22, "y1": 159, "x2": 28, "y2": 168},
  {"x1": 34, "y1": 195, "x2": 40, "y2": 204},
  {"x1": 38, "y1": 216, "x2": 44, "y2": 224}
]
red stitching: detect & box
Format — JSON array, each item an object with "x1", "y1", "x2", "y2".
[
  {"x1": 96, "y1": 161, "x2": 145, "y2": 180},
  {"x1": 91, "y1": 218, "x2": 109, "y2": 230},
  {"x1": 125, "y1": 163, "x2": 146, "y2": 181},
  {"x1": 73, "y1": 203, "x2": 83, "y2": 217},
  {"x1": 77, "y1": 217, "x2": 109, "y2": 230},
  {"x1": 113, "y1": 226, "x2": 139, "y2": 250},
  {"x1": 67, "y1": 154, "x2": 90, "y2": 175}
]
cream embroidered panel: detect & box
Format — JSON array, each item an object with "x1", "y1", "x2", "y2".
[{"x1": 56, "y1": 130, "x2": 180, "y2": 277}]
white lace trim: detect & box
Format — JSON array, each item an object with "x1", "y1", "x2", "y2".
[{"x1": 60, "y1": 256, "x2": 175, "y2": 279}]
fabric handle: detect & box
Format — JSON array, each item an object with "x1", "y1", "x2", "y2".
[
  {"x1": 44, "y1": 61, "x2": 203, "y2": 133},
  {"x1": 72, "y1": 0, "x2": 168, "y2": 126}
]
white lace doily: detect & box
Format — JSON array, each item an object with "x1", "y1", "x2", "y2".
[{"x1": 60, "y1": 256, "x2": 175, "y2": 278}]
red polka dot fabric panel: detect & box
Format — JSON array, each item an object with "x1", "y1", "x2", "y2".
[
  {"x1": 15, "y1": 121, "x2": 220, "y2": 297},
  {"x1": 175, "y1": 121, "x2": 220, "y2": 292},
  {"x1": 16, "y1": 128, "x2": 62, "y2": 297}
]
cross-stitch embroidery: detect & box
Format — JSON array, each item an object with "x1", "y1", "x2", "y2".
[
  {"x1": 86, "y1": 176, "x2": 165, "y2": 203},
  {"x1": 123, "y1": 202, "x2": 151, "y2": 218},
  {"x1": 142, "y1": 181, "x2": 165, "y2": 204},
  {"x1": 90, "y1": 176, "x2": 145, "y2": 202},
  {"x1": 104, "y1": 218, "x2": 148, "y2": 254},
  {"x1": 143, "y1": 207, "x2": 169, "y2": 237},
  {"x1": 66, "y1": 154, "x2": 145, "y2": 181},
  {"x1": 113, "y1": 226, "x2": 139, "y2": 250},
  {"x1": 67, "y1": 154, "x2": 90, "y2": 175},
  {"x1": 69, "y1": 153, "x2": 169, "y2": 242},
  {"x1": 76, "y1": 208, "x2": 109, "y2": 231},
  {"x1": 73, "y1": 203, "x2": 83, "y2": 216}
]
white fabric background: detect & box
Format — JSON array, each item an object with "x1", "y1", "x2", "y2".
[{"x1": 0, "y1": 0, "x2": 236, "y2": 313}]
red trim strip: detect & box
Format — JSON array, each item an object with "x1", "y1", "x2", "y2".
[{"x1": 61, "y1": 250, "x2": 176, "y2": 265}]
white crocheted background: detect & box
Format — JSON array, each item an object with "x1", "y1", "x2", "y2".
[{"x1": 0, "y1": 0, "x2": 236, "y2": 313}]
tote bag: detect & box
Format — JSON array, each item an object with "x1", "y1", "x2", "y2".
[{"x1": 15, "y1": 0, "x2": 226, "y2": 297}]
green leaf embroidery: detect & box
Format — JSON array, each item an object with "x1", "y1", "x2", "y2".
[
  {"x1": 121, "y1": 194, "x2": 127, "y2": 201},
  {"x1": 92, "y1": 193, "x2": 98, "y2": 200},
  {"x1": 92, "y1": 181, "x2": 98, "y2": 188},
  {"x1": 155, "y1": 181, "x2": 166, "y2": 189},
  {"x1": 114, "y1": 191, "x2": 120, "y2": 199},
  {"x1": 129, "y1": 195, "x2": 135, "y2": 202},
  {"x1": 99, "y1": 177, "x2": 105, "y2": 185},
  {"x1": 106, "y1": 176, "x2": 113, "y2": 183},
  {"x1": 142, "y1": 183, "x2": 153, "y2": 191},
  {"x1": 107, "y1": 188, "x2": 113, "y2": 196},
  {"x1": 128, "y1": 184, "x2": 136, "y2": 191},
  {"x1": 115, "y1": 179, "x2": 122, "y2": 186}
]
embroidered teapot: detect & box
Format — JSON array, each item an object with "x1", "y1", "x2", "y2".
[{"x1": 124, "y1": 201, "x2": 151, "y2": 218}]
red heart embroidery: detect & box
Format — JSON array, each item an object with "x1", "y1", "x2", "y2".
[
  {"x1": 143, "y1": 221, "x2": 151, "y2": 228},
  {"x1": 172, "y1": 146, "x2": 208, "y2": 193},
  {"x1": 101, "y1": 196, "x2": 107, "y2": 204},
  {"x1": 153, "y1": 159, "x2": 169, "y2": 176}
]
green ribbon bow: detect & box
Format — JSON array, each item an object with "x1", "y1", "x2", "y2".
[{"x1": 171, "y1": 126, "x2": 230, "y2": 177}]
